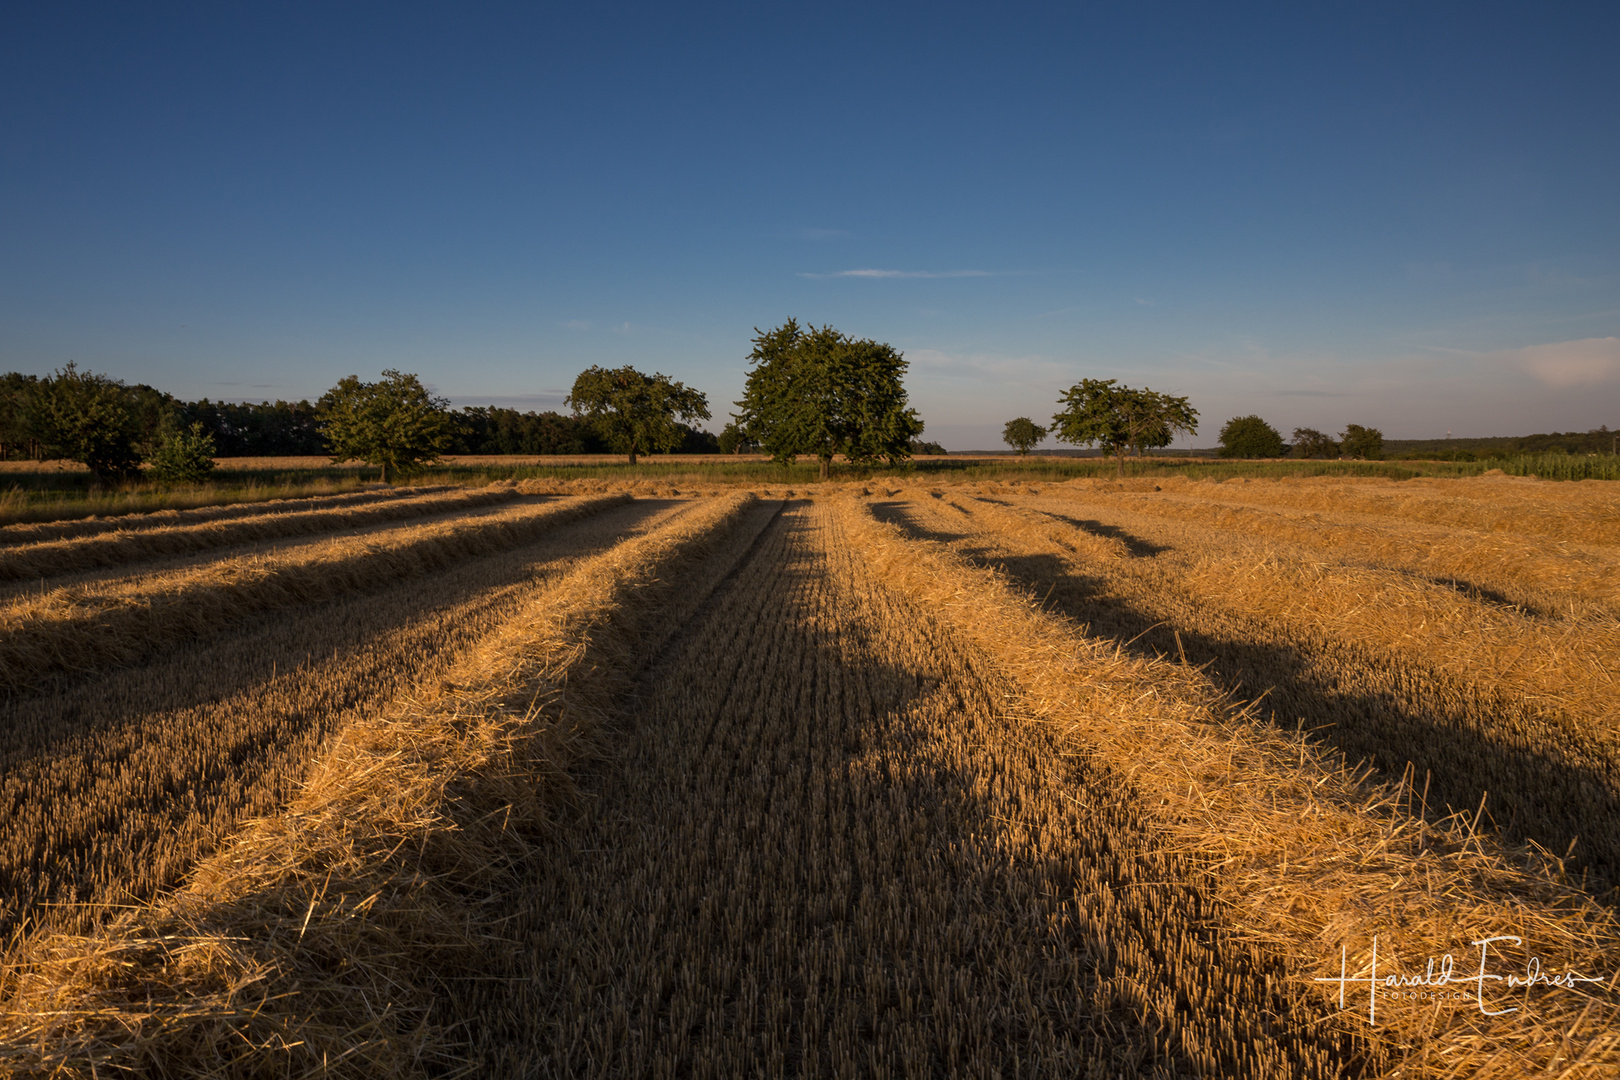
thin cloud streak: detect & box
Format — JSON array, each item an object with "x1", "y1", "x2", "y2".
[{"x1": 798, "y1": 268, "x2": 995, "y2": 279}]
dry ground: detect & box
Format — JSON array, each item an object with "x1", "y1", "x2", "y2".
[{"x1": 0, "y1": 475, "x2": 1614, "y2": 1078}]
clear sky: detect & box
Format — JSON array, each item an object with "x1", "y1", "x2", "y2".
[{"x1": 3, "y1": 2, "x2": 1617, "y2": 449}]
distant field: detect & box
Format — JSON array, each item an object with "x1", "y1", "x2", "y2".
[{"x1": 1, "y1": 473, "x2": 1615, "y2": 1076}]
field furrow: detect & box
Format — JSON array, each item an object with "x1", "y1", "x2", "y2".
[
  {"x1": 446, "y1": 501, "x2": 1368, "y2": 1079},
  {"x1": 0, "y1": 497, "x2": 693, "y2": 934},
  {"x1": 0, "y1": 485, "x2": 522, "y2": 581},
  {"x1": 0, "y1": 493, "x2": 629, "y2": 691}
]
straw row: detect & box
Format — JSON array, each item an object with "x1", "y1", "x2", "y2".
[
  {"x1": 0, "y1": 494, "x2": 630, "y2": 692},
  {"x1": 0, "y1": 485, "x2": 524, "y2": 583},
  {"x1": 0, "y1": 496, "x2": 695, "y2": 939},
  {"x1": 0, "y1": 492, "x2": 772, "y2": 1078},
  {"x1": 0, "y1": 484, "x2": 455, "y2": 548},
  {"x1": 838, "y1": 492, "x2": 1620, "y2": 1078}
]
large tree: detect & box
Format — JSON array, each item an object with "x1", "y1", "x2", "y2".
[
  {"x1": 1051, "y1": 378, "x2": 1198, "y2": 478},
  {"x1": 567, "y1": 365, "x2": 710, "y2": 465},
  {"x1": 317, "y1": 369, "x2": 457, "y2": 482},
  {"x1": 1217, "y1": 415, "x2": 1285, "y2": 458},
  {"x1": 1002, "y1": 417, "x2": 1047, "y2": 456},
  {"x1": 735, "y1": 320, "x2": 923, "y2": 481},
  {"x1": 29, "y1": 362, "x2": 145, "y2": 482}
]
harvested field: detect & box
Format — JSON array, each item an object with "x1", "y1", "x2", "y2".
[{"x1": 0, "y1": 476, "x2": 1616, "y2": 1077}]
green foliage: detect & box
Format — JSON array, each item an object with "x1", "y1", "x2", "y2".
[
  {"x1": 452, "y1": 406, "x2": 602, "y2": 455},
  {"x1": 910, "y1": 439, "x2": 948, "y2": 455},
  {"x1": 717, "y1": 421, "x2": 757, "y2": 455},
  {"x1": 145, "y1": 419, "x2": 218, "y2": 483},
  {"x1": 1290, "y1": 427, "x2": 1339, "y2": 459},
  {"x1": 735, "y1": 320, "x2": 924, "y2": 480},
  {"x1": 30, "y1": 363, "x2": 145, "y2": 482},
  {"x1": 1217, "y1": 415, "x2": 1285, "y2": 459},
  {"x1": 182, "y1": 399, "x2": 325, "y2": 455},
  {"x1": 1050, "y1": 378, "x2": 1198, "y2": 478},
  {"x1": 1, "y1": 372, "x2": 45, "y2": 460},
  {"x1": 1002, "y1": 417, "x2": 1047, "y2": 456},
  {"x1": 567, "y1": 365, "x2": 711, "y2": 465},
  {"x1": 1339, "y1": 423, "x2": 1385, "y2": 460},
  {"x1": 317, "y1": 370, "x2": 457, "y2": 482}
]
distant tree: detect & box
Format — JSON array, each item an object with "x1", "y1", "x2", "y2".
[
  {"x1": 909, "y1": 438, "x2": 948, "y2": 455},
  {"x1": 735, "y1": 320, "x2": 923, "y2": 481},
  {"x1": 1050, "y1": 378, "x2": 1198, "y2": 479},
  {"x1": 317, "y1": 369, "x2": 457, "y2": 482},
  {"x1": 717, "y1": 420, "x2": 757, "y2": 455},
  {"x1": 1217, "y1": 415, "x2": 1286, "y2": 458},
  {"x1": 1290, "y1": 427, "x2": 1339, "y2": 459},
  {"x1": 567, "y1": 365, "x2": 711, "y2": 465},
  {"x1": 184, "y1": 399, "x2": 326, "y2": 456},
  {"x1": 677, "y1": 422, "x2": 721, "y2": 453},
  {"x1": 29, "y1": 362, "x2": 144, "y2": 482},
  {"x1": 1002, "y1": 417, "x2": 1047, "y2": 456},
  {"x1": 0, "y1": 373, "x2": 45, "y2": 460},
  {"x1": 146, "y1": 417, "x2": 218, "y2": 483},
  {"x1": 1339, "y1": 423, "x2": 1385, "y2": 460}
]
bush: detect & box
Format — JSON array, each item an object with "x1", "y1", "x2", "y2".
[
  {"x1": 146, "y1": 420, "x2": 218, "y2": 483},
  {"x1": 1217, "y1": 415, "x2": 1285, "y2": 458}
]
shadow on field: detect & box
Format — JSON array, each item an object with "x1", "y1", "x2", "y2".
[
  {"x1": 454, "y1": 504, "x2": 1378, "y2": 1078},
  {"x1": 974, "y1": 499, "x2": 1171, "y2": 557},
  {"x1": 873, "y1": 505, "x2": 1620, "y2": 902},
  {"x1": 0, "y1": 498, "x2": 685, "y2": 935}
]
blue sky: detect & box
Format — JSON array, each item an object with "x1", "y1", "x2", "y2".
[{"x1": 3, "y1": 3, "x2": 1617, "y2": 449}]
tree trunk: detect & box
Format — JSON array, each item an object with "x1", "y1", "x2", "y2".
[
  {"x1": 1115, "y1": 447, "x2": 1126, "y2": 479},
  {"x1": 627, "y1": 449, "x2": 638, "y2": 465},
  {"x1": 380, "y1": 461, "x2": 389, "y2": 484},
  {"x1": 818, "y1": 455, "x2": 831, "y2": 482}
]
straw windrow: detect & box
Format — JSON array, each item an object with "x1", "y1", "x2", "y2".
[
  {"x1": 0, "y1": 493, "x2": 631, "y2": 691},
  {"x1": 836, "y1": 493, "x2": 1620, "y2": 1078},
  {"x1": 0, "y1": 492, "x2": 767, "y2": 1078}
]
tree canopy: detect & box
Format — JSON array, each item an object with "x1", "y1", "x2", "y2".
[
  {"x1": 30, "y1": 362, "x2": 146, "y2": 482},
  {"x1": 1217, "y1": 415, "x2": 1285, "y2": 458},
  {"x1": 567, "y1": 365, "x2": 710, "y2": 465},
  {"x1": 735, "y1": 320, "x2": 923, "y2": 481},
  {"x1": 1050, "y1": 378, "x2": 1198, "y2": 478},
  {"x1": 1002, "y1": 417, "x2": 1047, "y2": 456},
  {"x1": 1339, "y1": 423, "x2": 1385, "y2": 461},
  {"x1": 317, "y1": 369, "x2": 457, "y2": 482},
  {"x1": 1290, "y1": 427, "x2": 1338, "y2": 458}
]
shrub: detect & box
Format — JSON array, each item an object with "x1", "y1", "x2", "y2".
[{"x1": 146, "y1": 420, "x2": 218, "y2": 484}]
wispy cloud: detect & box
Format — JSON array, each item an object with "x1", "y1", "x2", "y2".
[
  {"x1": 611, "y1": 321, "x2": 633, "y2": 335},
  {"x1": 799, "y1": 268, "x2": 993, "y2": 280},
  {"x1": 563, "y1": 319, "x2": 592, "y2": 330}
]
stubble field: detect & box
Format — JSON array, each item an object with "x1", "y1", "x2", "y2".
[{"x1": 0, "y1": 473, "x2": 1616, "y2": 1078}]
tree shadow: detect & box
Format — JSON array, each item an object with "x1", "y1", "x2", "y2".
[
  {"x1": 877, "y1": 508, "x2": 1620, "y2": 900},
  {"x1": 0, "y1": 498, "x2": 683, "y2": 935},
  {"x1": 450, "y1": 505, "x2": 1377, "y2": 1077}
]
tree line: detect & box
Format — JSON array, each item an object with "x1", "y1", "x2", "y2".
[{"x1": 1001, "y1": 399, "x2": 1393, "y2": 469}]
